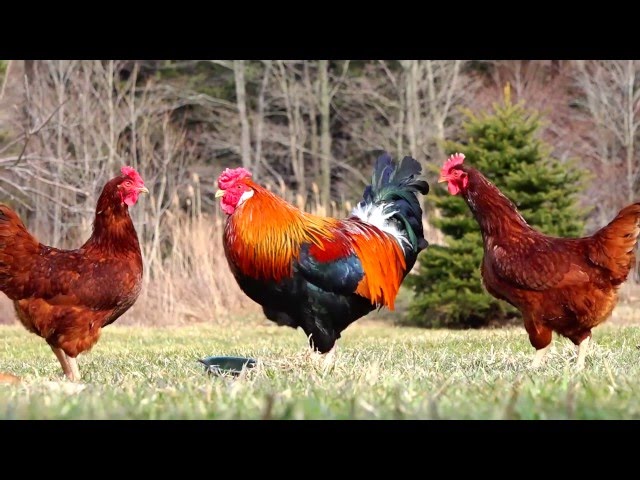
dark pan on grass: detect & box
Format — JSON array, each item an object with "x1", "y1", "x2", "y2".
[{"x1": 198, "y1": 356, "x2": 258, "y2": 377}]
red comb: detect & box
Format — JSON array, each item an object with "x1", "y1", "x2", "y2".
[
  {"x1": 218, "y1": 167, "x2": 252, "y2": 190},
  {"x1": 121, "y1": 166, "x2": 144, "y2": 185},
  {"x1": 441, "y1": 153, "x2": 465, "y2": 175}
]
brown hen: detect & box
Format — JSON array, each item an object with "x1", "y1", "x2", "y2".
[
  {"x1": 0, "y1": 166, "x2": 148, "y2": 381},
  {"x1": 439, "y1": 153, "x2": 640, "y2": 369}
]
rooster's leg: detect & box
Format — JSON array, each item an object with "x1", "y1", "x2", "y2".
[
  {"x1": 306, "y1": 340, "x2": 338, "y2": 370},
  {"x1": 307, "y1": 346, "x2": 337, "y2": 372},
  {"x1": 576, "y1": 336, "x2": 590, "y2": 370},
  {"x1": 66, "y1": 355, "x2": 81, "y2": 382},
  {"x1": 530, "y1": 345, "x2": 550, "y2": 369},
  {"x1": 322, "y1": 345, "x2": 338, "y2": 369},
  {"x1": 51, "y1": 346, "x2": 73, "y2": 379}
]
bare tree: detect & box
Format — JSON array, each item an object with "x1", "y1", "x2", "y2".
[
  {"x1": 0, "y1": 58, "x2": 478, "y2": 325},
  {"x1": 253, "y1": 60, "x2": 272, "y2": 179},
  {"x1": 0, "y1": 60, "x2": 12, "y2": 102},
  {"x1": 574, "y1": 60, "x2": 640, "y2": 210},
  {"x1": 340, "y1": 60, "x2": 473, "y2": 166},
  {"x1": 234, "y1": 60, "x2": 252, "y2": 169},
  {"x1": 2, "y1": 61, "x2": 197, "y2": 255},
  {"x1": 338, "y1": 60, "x2": 476, "y2": 244},
  {"x1": 319, "y1": 60, "x2": 331, "y2": 208}
]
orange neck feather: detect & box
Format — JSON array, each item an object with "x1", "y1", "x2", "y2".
[{"x1": 224, "y1": 182, "x2": 339, "y2": 282}]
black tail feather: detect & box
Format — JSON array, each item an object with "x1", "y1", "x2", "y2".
[{"x1": 358, "y1": 153, "x2": 430, "y2": 257}]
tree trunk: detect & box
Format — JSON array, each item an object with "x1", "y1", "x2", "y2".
[
  {"x1": 319, "y1": 60, "x2": 331, "y2": 208},
  {"x1": 0, "y1": 60, "x2": 12, "y2": 102},
  {"x1": 303, "y1": 62, "x2": 320, "y2": 182},
  {"x1": 424, "y1": 60, "x2": 441, "y2": 161},
  {"x1": 54, "y1": 61, "x2": 67, "y2": 246},
  {"x1": 107, "y1": 60, "x2": 116, "y2": 172},
  {"x1": 276, "y1": 62, "x2": 304, "y2": 198},
  {"x1": 625, "y1": 60, "x2": 636, "y2": 204},
  {"x1": 404, "y1": 60, "x2": 419, "y2": 160},
  {"x1": 234, "y1": 60, "x2": 252, "y2": 169},
  {"x1": 254, "y1": 61, "x2": 271, "y2": 179}
]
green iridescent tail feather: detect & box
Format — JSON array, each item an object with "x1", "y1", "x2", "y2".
[{"x1": 359, "y1": 152, "x2": 429, "y2": 254}]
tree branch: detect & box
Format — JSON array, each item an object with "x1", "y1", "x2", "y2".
[
  {"x1": 12, "y1": 99, "x2": 69, "y2": 168},
  {"x1": 0, "y1": 60, "x2": 12, "y2": 102}
]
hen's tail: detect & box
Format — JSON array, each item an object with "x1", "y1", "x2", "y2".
[
  {"x1": 589, "y1": 202, "x2": 640, "y2": 285},
  {"x1": 0, "y1": 204, "x2": 40, "y2": 297},
  {"x1": 352, "y1": 153, "x2": 429, "y2": 267}
]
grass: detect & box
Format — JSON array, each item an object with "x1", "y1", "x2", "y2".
[{"x1": 1, "y1": 320, "x2": 640, "y2": 419}]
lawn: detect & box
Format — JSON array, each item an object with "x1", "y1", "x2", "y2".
[{"x1": 1, "y1": 321, "x2": 640, "y2": 419}]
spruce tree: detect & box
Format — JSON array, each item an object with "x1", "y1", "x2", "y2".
[{"x1": 407, "y1": 87, "x2": 586, "y2": 328}]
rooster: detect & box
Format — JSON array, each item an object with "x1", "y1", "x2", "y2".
[
  {"x1": 0, "y1": 166, "x2": 148, "y2": 381},
  {"x1": 439, "y1": 153, "x2": 640, "y2": 369},
  {"x1": 216, "y1": 153, "x2": 429, "y2": 356}
]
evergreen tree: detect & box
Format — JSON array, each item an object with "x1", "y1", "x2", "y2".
[{"x1": 407, "y1": 86, "x2": 587, "y2": 328}]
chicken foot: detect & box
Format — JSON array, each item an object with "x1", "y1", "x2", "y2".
[
  {"x1": 576, "y1": 336, "x2": 590, "y2": 370},
  {"x1": 51, "y1": 346, "x2": 73, "y2": 379},
  {"x1": 50, "y1": 346, "x2": 81, "y2": 382},
  {"x1": 530, "y1": 345, "x2": 551, "y2": 369},
  {"x1": 67, "y1": 356, "x2": 81, "y2": 381},
  {"x1": 321, "y1": 345, "x2": 338, "y2": 370},
  {"x1": 307, "y1": 344, "x2": 338, "y2": 371}
]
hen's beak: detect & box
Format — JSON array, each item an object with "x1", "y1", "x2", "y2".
[
  {"x1": 215, "y1": 189, "x2": 225, "y2": 198},
  {"x1": 138, "y1": 186, "x2": 149, "y2": 194},
  {"x1": 438, "y1": 175, "x2": 448, "y2": 183}
]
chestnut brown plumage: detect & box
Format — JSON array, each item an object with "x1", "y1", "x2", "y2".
[
  {"x1": 440, "y1": 153, "x2": 640, "y2": 369},
  {"x1": 0, "y1": 166, "x2": 148, "y2": 381}
]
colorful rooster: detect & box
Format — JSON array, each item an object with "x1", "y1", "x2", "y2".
[{"x1": 215, "y1": 153, "x2": 429, "y2": 356}]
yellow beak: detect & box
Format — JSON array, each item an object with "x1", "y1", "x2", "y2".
[
  {"x1": 138, "y1": 186, "x2": 149, "y2": 194},
  {"x1": 438, "y1": 176, "x2": 448, "y2": 183},
  {"x1": 215, "y1": 189, "x2": 225, "y2": 198}
]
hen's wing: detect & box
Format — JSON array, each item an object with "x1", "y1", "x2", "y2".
[
  {"x1": 1, "y1": 204, "x2": 138, "y2": 308},
  {"x1": 489, "y1": 235, "x2": 590, "y2": 292}
]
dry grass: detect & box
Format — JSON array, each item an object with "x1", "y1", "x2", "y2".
[{"x1": 130, "y1": 213, "x2": 259, "y2": 326}]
